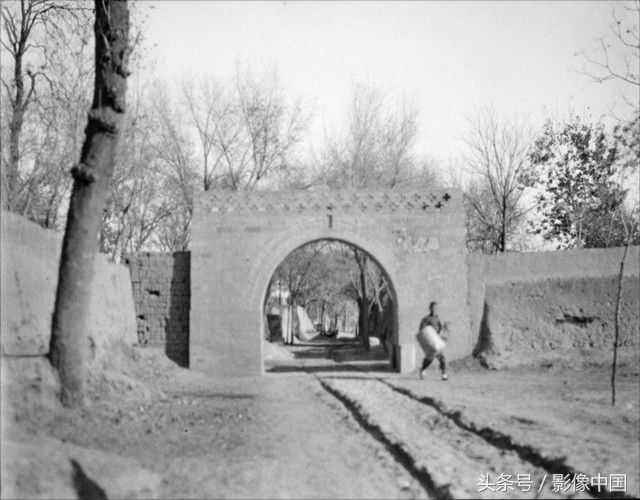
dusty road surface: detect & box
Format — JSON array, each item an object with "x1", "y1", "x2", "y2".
[
  {"x1": 2, "y1": 344, "x2": 424, "y2": 499},
  {"x1": 2, "y1": 340, "x2": 638, "y2": 499}
]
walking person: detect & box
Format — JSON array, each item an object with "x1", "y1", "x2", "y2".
[{"x1": 416, "y1": 301, "x2": 449, "y2": 380}]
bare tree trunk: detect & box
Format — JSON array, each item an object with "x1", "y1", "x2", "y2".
[
  {"x1": 611, "y1": 236, "x2": 631, "y2": 406},
  {"x1": 576, "y1": 211, "x2": 584, "y2": 249},
  {"x1": 500, "y1": 197, "x2": 507, "y2": 252},
  {"x1": 288, "y1": 303, "x2": 295, "y2": 345},
  {"x1": 6, "y1": 67, "x2": 25, "y2": 210},
  {"x1": 4, "y1": 20, "x2": 28, "y2": 211},
  {"x1": 352, "y1": 248, "x2": 371, "y2": 349},
  {"x1": 358, "y1": 288, "x2": 370, "y2": 350},
  {"x1": 49, "y1": 0, "x2": 129, "y2": 408}
]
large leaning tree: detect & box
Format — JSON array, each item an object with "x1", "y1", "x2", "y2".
[{"x1": 49, "y1": 0, "x2": 130, "y2": 407}]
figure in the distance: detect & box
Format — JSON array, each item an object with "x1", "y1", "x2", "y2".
[{"x1": 416, "y1": 301, "x2": 449, "y2": 380}]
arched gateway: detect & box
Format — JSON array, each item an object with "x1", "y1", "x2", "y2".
[{"x1": 190, "y1": 188, "x2": 471, "y2": 376}]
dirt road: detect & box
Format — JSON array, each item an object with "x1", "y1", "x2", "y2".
[
  {"x1": 2, "y1": 341, "x2": 638, "y2": 499},
  {"x1": 2, "y1": 346, "x2": 424, "y2": 499}
]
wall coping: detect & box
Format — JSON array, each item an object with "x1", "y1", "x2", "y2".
[
  {"x1": 196, "y1": 188, "x2": 461, "y2": 215},
  {"x1": 470, "y1": 246, "x2": 640, "y2": 283}
]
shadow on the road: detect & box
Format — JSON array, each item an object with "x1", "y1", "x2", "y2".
[
  {"x1": 267, "y1": 341, "x2": 393, "y2": 374},
  {"x1": 290, "y1": 348, "x2": 336, "y2": 360},
  {"x1": 299, "y1": 335, "x2": 361, "y2": 345},
  {"x1": 318, "y1": 374, "x2": 400, "y2": 381},
  {"x1": 176, "y1": 392, "x2": 257, "y2": 400},
  {"x1": 287, "y1": 344, "x2": 365, "y2": 360},
  {"x1": 266, "y1": 362, "x2": 392, "y2": 374}
]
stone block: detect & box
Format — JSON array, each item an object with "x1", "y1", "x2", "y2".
[{"x1": 395, "y1": 344, "x2": 416, "y2": 373}]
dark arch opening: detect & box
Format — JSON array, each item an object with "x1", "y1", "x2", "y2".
[{"x1": 262, "y1": 238, "x2": 398, "y2": 374}]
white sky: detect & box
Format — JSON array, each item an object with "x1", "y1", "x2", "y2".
[{"x1": 141, "y1": 1, "x2": 637, "y2": 164}]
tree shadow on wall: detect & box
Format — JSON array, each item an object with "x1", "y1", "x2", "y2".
[
  {"x1": 472, "y1": 301, "x2": 495, "y2": 363},
  {"x1": 70, "y1": 459, "x2": 108, "y2": 500},
  {"x1": 165, "y1": 252, "x2": 190, "y2": 367}
]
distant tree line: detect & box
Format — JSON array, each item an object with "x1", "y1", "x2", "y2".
[{"x1": 2, "y1": 0, "x2": 638, "y2": 260}]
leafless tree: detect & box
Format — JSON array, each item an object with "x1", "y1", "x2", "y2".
[
  {"x1": 576, "y1": 2, "x2": 639, "y2": 401},
  {"x1": 577, "y1": 0, "x2": 639, "y2": 114},
  {"x1": 102, "y1": 78, "x2": 199, "y2": 258},
  {"x1": 462, "y1": 108, "x2": 533, "y2": 253},
  {"x1": 101, "y1": 92, "x2": 164, "y2": 259},
  {"x1": 610, "y1": 114, "x2": 640, "y2": 406},
  {"x1": 0, "y1": 0, "x2": 89, "y2": 211},
  {"x1": 23, "y1": 17, "x2": 94, "y2": 228},
  {"x1": 464, "y1": 180, "x2": 503, "y2": 253},
  {"x1": 611, "y1": 207, "x2": 638, "y2": 406},
  {"x1": 181, "y1": 68, "x2": 310, "y2": 192},
  {"x1": 232, "y1": 69, "x2": 308, "y2": 189},
  {"x1": 270, "y1": 241, "x2": 331, "y2": 344},
  {"x1": 334, "y1": 244, "x2": 393, "y2": 351},
  {"x1": 150, "y1": 84, "x2": 198, "y2": 248},
  {"x1": 182, "y1": 77, "x2": 229, "y2": 191},
  {"x1": 323, "y1": 84, "x2": 429, "y2": 189},
  {"x1": 318, "y1": 84, "x2": 435, "y2": 344},
  {"x1": 49, "y1": 0, "x2": 130, "y2": 407}
]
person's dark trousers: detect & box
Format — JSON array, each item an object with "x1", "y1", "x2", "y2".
[{"x1": 421, "y1": 353, "x2": 447, "y2": 373}]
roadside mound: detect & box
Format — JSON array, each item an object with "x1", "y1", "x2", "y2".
[
  {"x1": 1, "y1": 341, "x2": 180, "y2": 500},
  {"x1": 2, "y1": 339, "x2": 181, "y2": 430},
  {"x1": 87, "y1": 341, "x2": 181, "y2": 403}
]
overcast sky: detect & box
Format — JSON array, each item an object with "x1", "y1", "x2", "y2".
[{"x1": 142, "y1": 1, "x2": 636, "y2": 163}]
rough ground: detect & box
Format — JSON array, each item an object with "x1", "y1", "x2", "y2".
[
  {"x1": 1, "y1": 343, "x2": 423, "y2": 499},
  {"x1": 1, "y1": 339, "x2": 638, "y2": 499}
]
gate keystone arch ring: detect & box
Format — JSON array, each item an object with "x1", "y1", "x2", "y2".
[{"x1": 190, "y1": 188, "x2": 471, "y2": 376}]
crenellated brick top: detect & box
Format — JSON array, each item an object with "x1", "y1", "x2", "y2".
[{"x1": 197, "y1": 188, "x2": 457, "y2": 214}]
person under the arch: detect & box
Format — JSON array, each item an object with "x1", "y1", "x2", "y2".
[{"x1": 417, "y1": 301, "x2": 449, "y2": 381}]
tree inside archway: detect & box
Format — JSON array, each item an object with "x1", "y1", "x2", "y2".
[{"x1": 266, "y1": 240, "x2": 393, "y2": 351}]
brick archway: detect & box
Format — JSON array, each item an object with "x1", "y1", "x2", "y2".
[
  {"x1": 251, "y1": 233, "x2": 400, "y2": 368},
  {"x1": 190, "y1": 188, "x2": 470, "y2": 376}
]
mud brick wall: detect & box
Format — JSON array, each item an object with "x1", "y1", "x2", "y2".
[
  {"x1": 123, "y1": 252, "x2": 190, "y2": 367},
  {"x1": 467, "y1": 246, "x2": 640, "y2": 366},
  {"x1": 1, "y1": 211, "x2": 137, "y2": 372}
]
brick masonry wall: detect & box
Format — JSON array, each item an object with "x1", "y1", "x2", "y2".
[
  {"x1": 123, "y1": 252, "x2": 190, "y2": 367},
  {"x1": 191, "y1": 188, "x2": 470, "y2": 375}
]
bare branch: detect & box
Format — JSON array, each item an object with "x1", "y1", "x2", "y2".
[
  {"x1": 462, "y1": 107, "x2": 533, "y2": 252},
  {"x1": 577, "y1": 0, "x2": 639, "y2": 117}
]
